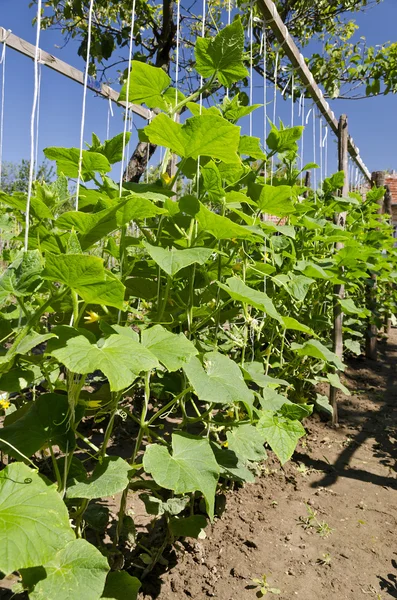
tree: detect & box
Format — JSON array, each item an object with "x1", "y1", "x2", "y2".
[
  {"x1": 0, "y1": 160, "x2": 55, "y2": 194},
  {"x1": 36, "y1": 0, "x2": 395, "y2": 179}
]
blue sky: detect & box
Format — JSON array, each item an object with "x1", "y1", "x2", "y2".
[{"x1": 1, "y1": 0, "x2": 397, "y2": 181}]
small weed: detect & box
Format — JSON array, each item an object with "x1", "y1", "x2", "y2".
[
  {"x1": 317, "y1": 552, "x2": 332, "y2": 566},
  {"x1": 298, "y1": 504, "x2": 334, "y2": 538},
  {"x1": 251, "y1": 574, "x2": 281, "y2": 597}
]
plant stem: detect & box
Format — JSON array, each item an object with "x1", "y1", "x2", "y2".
[
  {"x1": 49, "y1": 445, "x2": 62, "y2": 491},
  {"x1": 157, "y1": 275, "x2": 171, "y2": 322}
]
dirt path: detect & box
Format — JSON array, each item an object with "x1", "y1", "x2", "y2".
[{"x1": 143, "y1": 332, "x2": 397, "y2": 600}]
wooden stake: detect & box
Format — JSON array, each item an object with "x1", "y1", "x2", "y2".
[{"x1": 329, "y1": 115, "x2": 349, "y2": 427}]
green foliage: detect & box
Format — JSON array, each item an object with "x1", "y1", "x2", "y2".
[{"x1": 1, "y1": 19, "x2": 396, "y2": 599}]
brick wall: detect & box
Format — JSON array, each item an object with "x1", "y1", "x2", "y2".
[{"x1": 385, "y1": 173, "x2": 397, "y2": 206}]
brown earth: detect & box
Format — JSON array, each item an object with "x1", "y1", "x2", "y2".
[
  {"x1": 1, "y1": 332, "x2": 397, "y2": 600},
  {"x1": 141, "y1": 332, "x2": 397, "y2": 600}
]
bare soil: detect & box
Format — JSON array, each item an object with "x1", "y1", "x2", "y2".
[{"x1": 141, "y1": 332, "x2": 397, "y2": 600}]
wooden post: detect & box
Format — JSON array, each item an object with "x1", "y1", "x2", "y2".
[
  {"x1": 365, "y1": 171, "x2": 386, "y2": 359},
  {"x1": 303, "y1": 171, "x2": 311, "y2": 198},
  {"x1": 329, "y1": 115, "x2": 349, "y2": 427}
]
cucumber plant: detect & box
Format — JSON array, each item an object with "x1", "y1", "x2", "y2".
[{"x1": 0, "y1": 17, "x2": 396, "y2": 599}]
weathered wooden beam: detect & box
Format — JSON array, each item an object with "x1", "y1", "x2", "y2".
[
  {"x1": 0, "y1": 27, "x2": 150, "y2": 121},
  {"x1": 256, "y1": 0, "x2": 371, "y2": 183}
]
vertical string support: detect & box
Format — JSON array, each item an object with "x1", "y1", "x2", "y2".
[
  {"x1": 119, "y1": 0, "x2": 137, "y2": 196},
  {"x1": 299, "y1": 93, "x2": 305, "y2": 184},
  {"x1": 75, "y1": 0, "x2": 95, "y2": 210},
  {"x1": 271, "y1": 52, "x2": 279, "y2": 184},
  {"x1": 262, "y1": 24, "x2": 267, "y2": 182},
  {"x1": 24, "y1": 0, "x2": 43, "y2": 251},
  {"x1": 249, "y1": 1, "x2": 254, "y2": 136}
]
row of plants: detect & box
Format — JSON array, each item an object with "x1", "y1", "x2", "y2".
[{"x1": 0, "y1": 18, "x2": 396, "y2": 599}]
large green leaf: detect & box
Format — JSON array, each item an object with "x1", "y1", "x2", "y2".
[
  {"x1": 49, "y1": 329, "x2": 159, "y2": 391},
  {"x1": 91, "y1": 132, "x2": 131, "y2": 164},
  {"x1": 0, "y1": 250, "x2": 43, "y2": 298},
  {"x1": 43, "y1": 253, "x2": 125, "y2": 309},
  {"x1": 195, "y1": 18, "x2": 248, "y2": 86},
  {"x1": 22, "y1": 539, "x2": 109, "y2": 600},
  {"x1": 141, "y1": 324, "x2": 198, "y2": 371},
  {"x1": 44, "y1": 147, "x2": 111, "y2": 178},
  {"x1": 218, "y1": 277, "x2": 282, "y2": 322},
  {"x1": 201, "y1": 160, "x2": 225, "y2": 201},
  {"x1": 238, "y1": 136, "x2": 267, "y2": 160},
  {"x1": 0, "y1": 394, "x2": 77, "y2": 459},
  {"x1": 0, "y1": 463, "x2": 74, "y2": 575},
  {"x1": 197, "y1": 203, "x2": 257, "y2": 240},
  {"x1": 257, "y1": 412, "x2": 305, "y2": 465},
  {"x1": 248, "y1": 183, "x2": 295, "y2": 217},
  {"x1": 143, "y1": 433, "x2": 220, "y2": 520},
  {"x1": 211, "y1": 442, "x2": 255, "y2": 483},
  {"x1": 145, "y1": 113, "x2": 240, "y2": 164},
  {"x1": 119, "y1": 60, "x2": 171, "y2": 110},
  {"x1": 183, "y1": 352, "x2": 254, "y2": 414},
  {"x1": 101, "y1": 572, "x2": 141, "y2": 600},
  {"x1": 67, "y1": 457, "x2": 131, "y2": 499},
  {"x1": 291, "y1": 339, "x2": 344, "y2": 370},
  {"x1": 143, "y1": 241, "x2": 213, "y2": 277},
  {"x1": 281, "y1": 316, "x2": 315, "y2": 335},
  {"x1": 226, "y1": 424, "x2": 268, "y2": 463},
  {"x1": 266, "y1": 126, "x2": 303, "y2": 154}
]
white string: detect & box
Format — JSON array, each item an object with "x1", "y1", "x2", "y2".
[
  {"x1": 323, "y1": 126, "x2": 328, "y2": 179},
  {"x1": 319, "y1": 117, "x2": 323, "y2": 188},
  {"x1": 226, "y1": 0, "x2": 232, "y2": 98},
  {"x1": 262, "y1": 27, "x2": 267, "y2": 182},
  {"x1": 145, "y1": 111, "x2": 152, "y2": 184},
  {"x1": 249, "y1": 1, "x2": 253, "y2": 136},
  {"x1": 312, "y1": 108, "x2": 317, "y2": 191},
  {"x1": 75, "y1": 0, "x2": 95, "y2": 210},
  {"x1": 106, "y1": 97, "x2": 113, "y2": 140},
  {"x1": 0, "y1": 33, "x2": 9, "y2": 188},
  {"x1": 290, "y1": 73, "x2": 294, "y2": 126},
  {"x1": 34, "y1": 52, "x2": 42, "y2": 180},
  {"x1": 271, "y1": 52, "x2": 279, "y2": 184},
  {"x1": 25, "y1": 1, "x2": 42, "y2": 251},
  {"x1": 174, "y1": 0, "x2": 181, "y2": 118},
  {"x1": 299, "y1": 94, "x2": 305, "y2": 184},
  {"x1": 197, "y1": 0, "x2": 206, "y2": 197},
  {"x1": 119, "y1": 0, "x2": 136, "y2": 195}
]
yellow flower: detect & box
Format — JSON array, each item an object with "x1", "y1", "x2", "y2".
[
  {"x1": 0, "y1": 399, "x2": 10, "y2": 410},
  {"x1": 84, "y1": 310, "x2": 101, "y2": 324},
  {"x1": 161, "y1": 172, "x2": 172, "y2": 185}
]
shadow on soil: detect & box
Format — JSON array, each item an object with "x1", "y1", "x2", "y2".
[{"x1": 294, "y1": 340, "x2": 397, "y2": 491}]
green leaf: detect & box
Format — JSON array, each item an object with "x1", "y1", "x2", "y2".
[
  {"x1": 327, "y1": 372, "x2": 350, "y2": 396},
  {"x1": 22, "y1": 539, "x2": 109, "y2": 600},
  {"x1": 101, "y1": 572, "x2": 141, "y2": 600},
  {"x1": 218, "y1": 277, "x2": 282, "y2": 322},
  {"x1": 295, "y1": 260, "x2": 331, "y2": 280},
  {"x1": 201, "y1": 160, "x2": 225, "y2": 201},
  {"x1": 145, "y1": 113, "x2": 241, "y2": 164},
  {"x1": 66, "y1": 456, "x2": 131, "y2": 499},
  {"x1": 141, "y1": 324, "x2": 198, "y2": 371},
  {"x1": 211, "y1": 442, "x2": 255, "y2": 483},
  {"x1": 291, "y1": 339, "x2": 344, "y2": 370},
  {"x1": 257, "y1": 412, "x2": 305, "y2": 465},
  {"x1": 340, "y1": 297, "x2": 368, "y2": 317},
  {"x1": 44, "y1": 147, "x2": 111, "y2": 179},
  {"x1": 281, "y1": 316, "x2": 315, "y2": 336},
  {"x1": 243, "y1": 362, "x2": 289, "y2": 389},
  {"x1": 260, "y1": 388, "x2": 292, "y2": 412},
  {"x1": 169, "y1": 515, "x2": 208, "y2": 538},
  {"x1": 49, "y1": 329, "x2": 159, "y2": 391},
  {"x1": 279, "y1": 403, "x2": 313, "y2": 421},
  {"x1": 248, "y1": 183, "x2": 295, "y2": 217},
  {"x1": 0, "y1": 250, "x2": 43, "y2": 298},
  {"x1": 183, "y1": 352, "x2": 254, "y2": 415},
  {"x1": 43, "y1": 253, "x2": 125, "y2": 309},
  {"x1": 195, "y1": 18, "x2": 248, "y2": 86},
  {"x1": 143, "y1": 241, "x2": 213, "y2": 277},
  {"x1": 344, "y1": 338, "x2": 361, "y2": 355},
  {"x1": 43, "y1": 253, "x2": 104, "y2": 286},
  {"x1": 226, "y1": 424, "x2": 267, "y2": 463},
  {"x1": 140, "y1": 494, "x2": 190, "y2": 517},
  {"x1": 197, "y1": 203, "x2": 257, "y2": 240},
  {"x1": 143, "y1": 433, "x2": 220, "y2": 520},
  {"x1": 266, "y1": 126, "x2": 303, "y2": 154},
  {"x1": 273, "y1": 273, "x2": 315, "y2": 302},
  {"x1": 0, "y1": 463, "x2": 74, "y2": 575},
  {"x1": 119, "y1": 60, "x2": 171, "y2": 110},
  {"x1": 0, "y1": 393, "x2": 77, "y2": 459},
  {"x1": 238, "y1": 136, "x2": 266, "y2": 160},
  {"x1": 93, "y1": 132, "x2": 131, "y2": 164}
]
